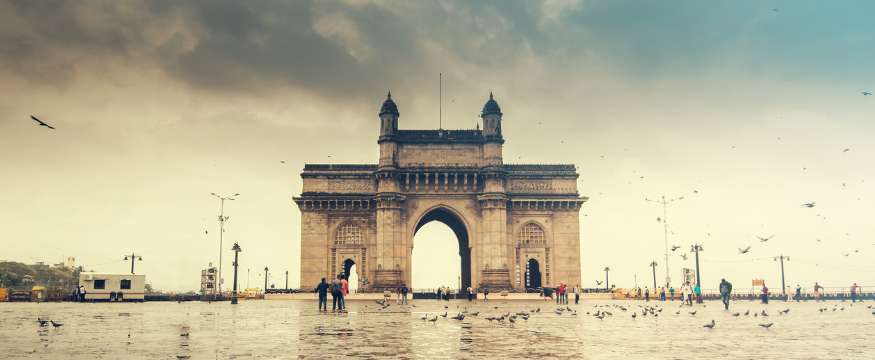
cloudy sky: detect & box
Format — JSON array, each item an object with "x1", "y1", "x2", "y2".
[{"x1": 2, "y1": 0, "x2": 874, "y2": 292}]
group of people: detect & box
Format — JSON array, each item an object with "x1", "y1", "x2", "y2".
[
  {"x1": 394, "y1": 283, "x2": 410, "y2": 304},
  {"x1": 314, "y1": 274, "x2": 349, "y2": 312},
  {"x1": 542, "y1": 283, "x2": 579, "y2": 304}
]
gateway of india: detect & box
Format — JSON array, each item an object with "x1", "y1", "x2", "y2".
[{"x1": 294, "y1": 92, "x2": 586, "y2": 292}]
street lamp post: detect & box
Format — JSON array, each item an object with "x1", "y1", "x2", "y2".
[
  {"x1": 123, "y1": 253, "x2": 142, "y2": 274},
  {"x1": 649, "y1": 261, "x2": 658, "y2": 290},
  {"x1": 646, "y1": 195, "x2": 685, "y2": 288},
  {"x1": 231, "y1": 242, "x2": 241, "y2": 305},
  {"x1": 774, "y1": 255, "x2": 790, "y2": 295},
  {"x1": 285, "y1": 270, "x2": 289, "y2": 291},
  {"x1": 691, "y1": 243, "x2": 704, "y2": 303},
  {"x1": 264, "y1": 267, "x2": 269, "y2": 295},
  {"x1": 210, "y1": 192, "x2": 239, "y2": 296},
  {"x1": 603, "y1": 267, "x2": 610, "y2": 291}
]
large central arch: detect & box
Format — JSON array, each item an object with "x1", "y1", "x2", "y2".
[{"x1": 412, "y1": 206, "x2": 471, "y2": 292}]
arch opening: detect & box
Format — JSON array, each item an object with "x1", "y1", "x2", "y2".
[
  {"x1": 342, "y1": 259, "x2": 359, "y2": 293},
  {"x1": 526, "y1": 258, "x2": 542, "y2": 290},
  {"x1": 412, "y1": 207, "x2": 471, "y2": 293}
]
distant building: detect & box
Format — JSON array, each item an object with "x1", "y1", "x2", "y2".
[
  {"x1": 200, "y1": 263, "x2": 218, "y2": 295},
  {"x1": 64, "y1": 257, "x2": 76, "y2": 268},
  {"x1": 78, "y1": 273, "x2": 145, "y2": 302}
]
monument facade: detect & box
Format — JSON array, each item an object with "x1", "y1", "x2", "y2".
[{"x1": 294, "y1": 92, "x2": 586, "y2": 292}]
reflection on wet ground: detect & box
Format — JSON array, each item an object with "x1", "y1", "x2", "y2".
[{"x1": 1, "y1": 299, "x2": 873, "y2": 359}]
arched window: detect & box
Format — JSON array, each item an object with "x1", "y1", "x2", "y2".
[
  {"x1": 335, "y1": 223, "x2": 363, "y2": 245},
  {"x1": 519, "y1": 223, "x2": 546, "y2": 247}
]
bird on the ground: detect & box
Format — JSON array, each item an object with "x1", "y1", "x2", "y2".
[
  {"x1": 759, "y1": 322, "x2": 774, "y2": 329},
  {"x1": 779, "y1": 309, "x2": 790, "y2": 315},
  {"x1": 30, "y1": 115, "x2": 56, "y2": 129},
  {"x1": 180, "y1": 326, "x2": 190, "y2": 337},
  {"x1": 440, "y1": 312, "x2": 448, "y2": 318},
  {"x1": 761, "y1": 310, "x2": 769, "y2": 317},
  {"x1": 428, "y1": 316, "x2": 438, "y2": 322},
  {"x1": 732, "y1": 312, "x2": 740, "y2": 317},
  {"x1": 757, "y1": 235, "x2": 774, "y2": 242},
  {"x1": 739, "y1": 246, "x2": 752, "y2": 254},
  {"x1": 50, "y1": 320, "x2": 63, "y2": 328},
  {"x1": 421, "y1": 314, "x2": 428, "y2": 320},
  {"x1": 37, "y1": 318, "x2": 49, "y2": 327},
  {"x1": 631, "y1": 313, "x2": 637, "y2": 318},
  {"x1": 280, "y1": 160, "x2": 285, "y2": 164},
  {"x1": 451, "y1": 313, "x2": 465, "y2": 320},
  {"x1": 703, "y1": 320, "x2": 716, "y2": 329},
  {"x1": 744, "y1": 310, "x2": 750, "y2": 316},
  {"x1": 801, "y1": 202, "x2": 816, "y2": 208},
  {"x1": 689, "y1": 311, "x2": 697, "y2": 316}
]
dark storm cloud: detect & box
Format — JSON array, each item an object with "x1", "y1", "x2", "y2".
[{"x1": 0, "y1": 0, "x2": 555, "y2": 103}]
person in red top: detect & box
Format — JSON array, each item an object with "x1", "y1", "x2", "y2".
[
  {"x1": 761, "y1": 283, "x2": 769, "y2": 304},
  {"x1": 559, "y1": 283, "x2": 567, "y2": 304},
  {"x1": 339, "y1": 275, "x2": 349, "y2": 311}
]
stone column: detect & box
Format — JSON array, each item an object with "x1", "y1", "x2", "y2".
[{"x1": 373, "y1": 171, "x2": 405, "y2": 290}]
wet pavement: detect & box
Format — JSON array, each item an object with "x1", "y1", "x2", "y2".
[{"x1": 1, "y1": 299, "x2": 873, "y2": 359}]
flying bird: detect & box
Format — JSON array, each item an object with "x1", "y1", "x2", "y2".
[
  {"x1": 595, "y1": 280, "x2": 603, "y2": 286},
  {"x1": 50, "y1": 320, "x2": 63, "y2": 328},
  {"x1": 757, "y1": 235, "x2": 774, "y2": 242},
  {"x1": 671, "y1": 245, "x2": 681, "y2": 251},
  {"x1": 862, "y1": 91, "x2": 872, "y2": 96},
  {"x1": 30, "y1": 115, "x2": 55, "y2": 129},
  {"x1": 739, "y1": 246, "x2": 752, "y2": 254},
  {"x1": 843, "y1": 148, "x2": 850, "y2": 152},
  {"x1": 680, "y1": 254, "x2": 689, "y2": 260},
  {"x1": 801, "y1": 202, "x2": 816, "y2": 208}
]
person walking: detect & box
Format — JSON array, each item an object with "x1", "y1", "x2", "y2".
[
  {"x1": 559, "y1": 283, "x2": 567, "y2": 304},
  {"x1": 694, "y1": 283, "x2": 702, "y2": 304},
  {"x1": 659, "y1": 287, "x2": 666, "y2": 301},
  {"x1": 436, "y1": 287, "x2": 442, "y2": 301},
  {"x1": 669, "y1": 286, "x2": 675, "y2": 301},
  {"x1": 761, "y1": 283, "x2": 769, "y2": 304},
  {"x1": 400, "y1": 283, "x2": 409, "y2": 304},
  {"x1": 719, "y1": 278, "x2": 733, "y2": 310},
  {"x1": 850, "y1": 283, "x2": 860, "y2": 303},
  {"x1": 795, "y1": 284, "x2": 802, "y2": 302},
  {"x1": 315, "y1": 278, "x2": 329, "y2": 312},
  {"x1": 644, "y1": 287, "x2": 650, "y2": 302},
  {"x1": 813, "y1": 282, "x2": 824, "y2": 301},
  {"x1": 681, "y1": 282, "x2": 693, "y2": 306},
  {"x1": 467, "y1": 286, "x2": 474, "y2": 302},
  {"x1": 574, "y1": 286, "x2": 580, "y2": 305},
  {"x1": 331, "y1": 275, "x2": 344, "y2": 312}
]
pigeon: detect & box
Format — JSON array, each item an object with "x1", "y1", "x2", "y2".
[
  {"x1": 759, "y1": 323, "x2": 774, "y2": 329},
  {"x1": 732, "y1": 312, "x2": 740, "y2": 317},
  {"x1": 744, "y1": 310, "x2": 750, "y2": 316},
  {"x1": 779, "y1": 309, "x2": 790, "y2": 315},
  {"x1": 37, "y1": 318, "x2": 49, "y2": 327},
  {"x1": 801, "y1": 202, "x2": 816, "y2": 208},
  {"x1": 703, "y1": 320, "x2": 716, "y2": 329},
  {"x1": 689, "y1": 311, "x2": 697, "y2": 316},
  {"x1": 862, "y1": 91, "x2": 872, "y2": 96},
  {"x1": 50, "y1": 320, "x2": 63, "y2": 328},
  {"x1": 739, "y1": 246, "x2": 752, "y2": 254},
  {"x1": 440, "y1": 312, "x2": 448, "y2": 318},
  {"x1": 757, "y1": 235, "x2": 774, "y2": 242},
  {"x1": 595, "y1": 280, "x2": 604, "y2": 286},
  {"x1": 421, "y1": 314, "x2": 428, "y2": 320},
  {"x1": 428, "y1": 316, "x2": 438, "y2": 322},
  {"x1": 671, "y1": 245, "x2": 681, "y2": 251},
  {"x1": 30, "y1": 115, "x2": 55, "y2": 129},
  {"x1": 451, "y1": 313, "x2": 465, "y2": 320}
]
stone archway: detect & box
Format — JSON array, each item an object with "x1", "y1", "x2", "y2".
[
  {"x1": 294, "y1": 92, "x2": 585, "y2": 292},
  {"x1": 526, "y1": 258, "x2": 542, "y2": 290},
  {"x1": 411, "y1": 206, "x2": 471, "y2": 293}
]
